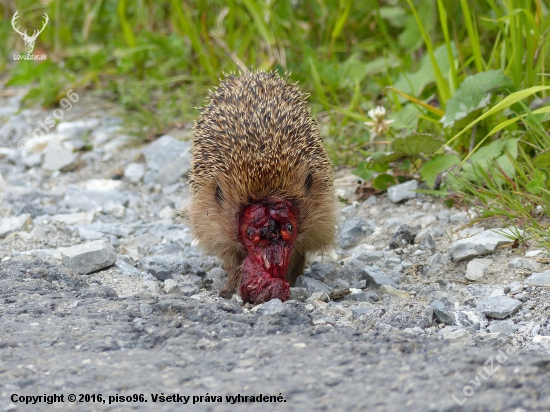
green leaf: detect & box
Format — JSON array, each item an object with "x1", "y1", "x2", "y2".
[
  {"x1": 399, "y1": 0, "x2": 435, "y2": 51},
  {"x1": 389, "y1": 104, "x2": 422, "y2": 131},
  {"x1": 419, "y1": 154, "x2": 460, "y2": 188},
  {"x1": 533, "y1": 150, "x2": 550, "y2": 173},
  {"x1": 338, "y1": 53, "x2": 399, "y2": 88},
  {"x1": 373, "y1": 174, "x2": 397, "y2": 191},
  {"x1": 444, "y1": 198, "x2": 455, "y2": 208},
  {"x1": 379, "y1": 6, "x2": 407, "y2": 28},
  {"x1": 352, "y1": 162, "x2": 374, "y2": 181},
  {"x1": 391, "y1": 133, "x2": 443, "y2": 156},
  {"x1": 469, "y1": 139, "x2": 507, "y2": 164},
  {"x1": 526, "y1": 179, "x2": 544, "y2": 195},
  {"x1": 460, "y1": 138, "x2": 518, "y2": 185},
  {"x1": 441, "y1": 70, "x2": 515, "y2": 127},
  {"x1": 363, "y1": 55, "x2": 401, "y2": 77},
  {"x1": 393, "y1": 43, "x2": 454, "y2": 99},
  {"x1": 495, "y1": 138, "x2": 518, "y2": 180},
  {"x1": 367, "y1": 152, "x2": 404, "y2": 171}
]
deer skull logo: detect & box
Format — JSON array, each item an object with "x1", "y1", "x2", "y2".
[{"x1": 11, "y1": 10, "x2": 49, "y2": 55}]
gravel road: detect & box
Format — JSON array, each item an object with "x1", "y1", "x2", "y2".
[
  {"x1": 1, "y1": 90, "x2": 550, "y2": 412},
  {"x1": 2, "y1": 256, "x2": 550, "y2": 412}
]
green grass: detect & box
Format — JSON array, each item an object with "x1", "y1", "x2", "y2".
[{"x1": 2, "y1": 0, "x2": 550, "y2": 248}]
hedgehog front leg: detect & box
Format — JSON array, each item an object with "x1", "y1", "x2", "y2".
[
  {"x1": 286, "y1": 251, "x2": 305, "y2": 287},
  {"x1": 219, "y1": 254, "x2": 244, "y2": 298}
]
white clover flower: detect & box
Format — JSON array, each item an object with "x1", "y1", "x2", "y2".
[{"x1": 365, "y1": 105, "x2": 394, "y2": 138}]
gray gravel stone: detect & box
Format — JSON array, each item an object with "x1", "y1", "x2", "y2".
[
  {"x1": 424, "y1": 252, "x2": 444, "y2": 276},
  {"x1": 124, "y1": 162, "x2": 146, "y2": 183},
  {"x1": 353, "y1": 279, "x2": 367, "y2": 289},
  {"x1": 508, "y1": 257, "x2": 539, "y2": 271},
  {"x1": 464, "y1": 258, "x2": 492, "y2": 281},
  {"x1": 351, "y1": 307, "x2": 374, "y2": 319},
  {"x1": 152, "y1": 243, "x2": 182, "y2": 255},
  {"x1": 437, "y1": 209, "x2": 451, "y2": 224},
  {"x1": 430, "y1": 300, "x2": 454, "y2": 325},
  {"x1": 476, "y1": 296, "x2": 522, "y2": 319},
  {"x1": 42, "y1": 140, "x2": 77, "y2": 171},
  {"x1": 361, "y1": 265, "x2": 399, "y2": 288},
  {"x1": 142, "y1": 135, "x2": 190, "y2": 172},
  {"x1": 387, "y1": 180, "x2": 418, "y2": 203},
  {"x1": 164, "y1": 279, "x2": 183, "y2": 295},
  {"x1": 308, "y1": 261, "x2": 339, "y2": 282},
  {"x1": 379, "y1": 302, "x2": 433, "y2": 329},
  {"x1": 64, "y1": 187, "x2": 130, "y2": 211},
  {"x1": 307, "y1": 290, "x2": 330, "y2": 303},
  {"x1": 509, "y1": 281, "x2": 523, "y2": 295},
  {"x1": 525, "y1": 270, "x2": 550, "y2": 286},
  {"x1": 379, "y1": 285, "x2": 410, "y2": 299},
  {"x1": 450, "y1": 211, "x2": 469, "y2": 224},
  {"x1": 115, "y1": 259, "x2": 156, "y2": 282},
  {"x1": 139, "y1": 255, "x2": 185, "y2": 281},
  {"x1": 139, "y1": 303, "x2": 153, "y2": 316},
  {"x1": 205, "y1": 267, "x2": 226, "y2": 292},
  {"x1": 385, "y1": 212, "x2": 425, "y2": 228},
  {"x1": 180, "y1": 283, "x2": 200, "y2": 296},
  {"x1": 418, "y1": 234, "x2": 436, "y2": 253},
  {"x1": 161, "y1": 227, "x2": 194, "y2": 246},
  {"x1": 22, "y1": 152, "x2": 43, "y2": 167},
  {"x1": 329, "y1": 279, "x2": 350, "y2": 291},
  {"x1": 364, "y1": 292, "x2": 379, "y2": 302},
  {"x1": 342, "y1": 291, "x2": 368, "y2": 302},
  {"x1": 120, "y1": 232, "x2": 160, "y2": 260},
  {"x1": 449, "y1": 229, "x2": 516, "y2": 261},
  {"x1": 57, "y1": 119, "x2": 98, "y2": 139},
  {"x1": 0, "y1": 213, "x2": 31, "y2": 238},
  {"x1": 156, "y1": 150, "x2": 191, "y2": 186},
  {"x1": 60, "y1": 239, "x2": 116, "y2": 275},
  {"x1": 389, "y1": 224, "x2": 417, "y2": 249},
  {"x1": 295, "y1": 275, "x2": 331, "y2": 295},
  {"x1": 81, "y1": 222, "x2": 132, "y2": 237},
  {"x1": 354, "y1": 250, "x2": 383, "y2": 263},
  {"x1": 453, "y1": 310, "x2": 488, "y2": 329},
  {"x1": 488, "y1": 320, "x2": 515, "y2": 335},
  {"x1": 252, "y1": 298, "x2": 285, "y2": 315},
  {"x1": 338, "y1": 217, "x2": 374, "y2": 249},
  {"x1": 385, "y1": 256, "x2": 402, "y2": 267},
  {"x1": 289, "y1": 287, "x2": 310, "y2": 300}
]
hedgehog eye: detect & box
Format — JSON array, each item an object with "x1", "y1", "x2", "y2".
[
  {"x1": 287, "y1": 223, "x2": 293, "y2": 233},
  {"x1": 215, "y1": 185, "x2": 223, "y2": 207},
  {"x1": 305, "y1": 172, "x2": 313, "y2": 192}
]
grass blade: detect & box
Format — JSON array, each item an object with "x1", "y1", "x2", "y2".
[{"x1": 405, "y1": 0, "x2": 450, "y2": 107}]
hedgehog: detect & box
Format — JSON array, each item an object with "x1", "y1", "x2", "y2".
[{"x1": 187, "y1": 71, "x2": 336, "y2": 304}]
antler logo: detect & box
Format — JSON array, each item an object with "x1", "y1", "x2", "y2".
[{"x1": 12, "y1": 10, "x2": 49, "y2": 54}]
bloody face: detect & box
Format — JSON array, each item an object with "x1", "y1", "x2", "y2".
[{"x1": 238, "y1": 199, "x2": 298, "y2": 304}]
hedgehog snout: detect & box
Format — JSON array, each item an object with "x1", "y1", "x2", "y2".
[{"x1": 238, "y1": 199, "x2": 298, "y2": 303}]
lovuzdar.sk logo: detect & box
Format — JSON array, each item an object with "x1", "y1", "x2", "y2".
[{"x1": 11, "y1": 10, "x2": 49, "y2": 61}]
